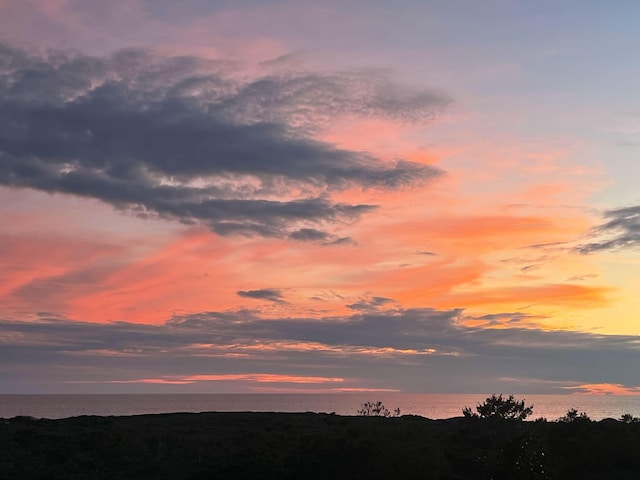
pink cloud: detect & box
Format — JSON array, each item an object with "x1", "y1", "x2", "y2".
[
  {"x1": 565, "y1": 383, "x2": 640, "y2": 396},
  {"x1": 76, "y1": 374, "x2": 345, "y2": 385}
]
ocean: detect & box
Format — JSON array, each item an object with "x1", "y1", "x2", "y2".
[{"x1": 2, "y1": 393, "x2": 640, "y2": 421}]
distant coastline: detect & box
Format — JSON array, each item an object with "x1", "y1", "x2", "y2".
[{"x1": 2, "y1": 392, "x2": 640, "y2": 421}]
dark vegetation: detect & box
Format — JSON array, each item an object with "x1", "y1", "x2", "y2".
[
  {"x1": 1, "y1": 397, "x2": 640, "y2": 479},
  {"x1": 357, "y1": 400, "x2": 401, "y2": 417},
  {"x1": 463, "y1": 394, "x2": 534, "y2": 420}
]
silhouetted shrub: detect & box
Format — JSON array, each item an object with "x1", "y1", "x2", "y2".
[
  {"x1": 357, "y1": 401, "x2": 400, "y2": 417},
  {"x1": 462, "y1": 394, "x2": 533, "y2": 420},
  {"x1": 557, "y1": 408, "x2": 590, "y2": 423},
  {"x1": 620, "y1": 413, "x2": 640, "y2": 423}
]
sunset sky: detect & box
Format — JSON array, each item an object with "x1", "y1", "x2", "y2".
[{"x1": 1, "y1": 0, "x2": 639, "y2": 395}]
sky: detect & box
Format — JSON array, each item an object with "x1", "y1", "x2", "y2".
[{"x1": 1, "y1": 0, "x2": 639, "y2": 395}]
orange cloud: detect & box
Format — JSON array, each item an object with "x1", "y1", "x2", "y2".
[
  {"x1": 80, "y1": 374, "x2": 345, "y2": 385},
  {"x1": 0, "y1": 233, "x2": 128, "y2": 317},
  {"x1": 66, "y1": 229, "x2": 241, "y2": 323},
  {"x1": 440, "y1": 283, "x2": 613, "y2": 309},
  {"x1": 368, "y1": 212, "x2": 588, "y2": 258},
  {"x1": 210, "y1": 340, "x2": 443, "y2": 357},
  {"x1": 182, "y1": 374, "x2": 343, "y2": 384},
  {"x1": 364, "y1": 259, "x2": 489, "y2": 305},
  {"x1": 0, "y1": 223, "x2": 247, "y2": 324},
  {"x1": 564, "y1": 383, "x2": 640, "y2": 396},
  {"x1": 246, "y1": 386, "x2": 401, "y2": 393}
]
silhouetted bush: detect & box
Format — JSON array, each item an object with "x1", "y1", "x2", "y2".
[
  {"x1": 620, "y1": 413, "x2": 640, "y2": 423},
  {"x1": 557, "y1": 408, "x2": 590, "y2": 423},
  {"x1": 463, "y1": 394, "x2": 533, "y2": 420},
  {"x1": 357, "y1": 401, "x2": 400, "y2": 417}
]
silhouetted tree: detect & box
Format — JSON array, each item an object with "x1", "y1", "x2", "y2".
[
  {"x1": 557, "y1": 408, "x2": 590, "y2": 423},
  {"x1": 463, "y1": 394, "x2": 533, "y2": 420}
]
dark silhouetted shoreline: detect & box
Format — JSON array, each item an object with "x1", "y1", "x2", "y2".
[{"x1": 2, "y1": 411, "x2": 640, "y2": 479}]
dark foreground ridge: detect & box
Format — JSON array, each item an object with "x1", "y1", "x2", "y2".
[{"x1": 2, "y1": 411, "x2": 640, "y2": 479}]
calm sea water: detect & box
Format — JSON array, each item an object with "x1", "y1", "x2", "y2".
[{"x1": 1, "y1": 394, "x2": 639, "y2": 421}]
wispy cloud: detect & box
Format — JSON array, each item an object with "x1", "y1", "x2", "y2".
[
  {"x1": 237, "y1": 288, "x2": 286, "y2": 303},
  {"x1": 346, "y1": 295, "x2": 396, "y2": 312},
  {"x1": 576, "y1": 205, "x2": 640, "y2": 253},
  {"x1": 72, "y1": 373, "x2": 344, "y2": 385},
  {"x1": 563, "y1": 383, "x2": 640, "y2": 395}
]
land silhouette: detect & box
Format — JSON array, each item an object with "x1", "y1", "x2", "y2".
[{"x1": 1, "y1": 396, "x2": 640, "y2": 479}]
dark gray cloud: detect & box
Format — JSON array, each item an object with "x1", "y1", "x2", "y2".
[
  {"x1": 2, "y1": 307, "x2": 639, "y2": 393},
  {"x1": 346, "y1": 296, "x2": 395, "y2": 312},
  {"x1": 288, "y1": 228, "x2": 333, "y2": 242},
  {"x1": 236, "y1": 288, "x2": 286, "y2": 303},
  {"x1": 0, "y1": 42, "x2": 446, "y2": 239},
  {"x1": 287, "y1": 227, "x2": 356, "y2": 246},
  {"x1": 524, "y1": 241, "x2": 569, "y2": 250},
  {"x1": 323, "y1": 236, "x2": 357, "y2": 246},
  {"x1": 470, "y1": 312, "x2": 539, "y2": 327},
  {"x1": 576, "y1": 205, "x2": 640, "y2": 253},
  {"x1": 169, "y1": 308, "x2": 462, "y2": 350}
]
